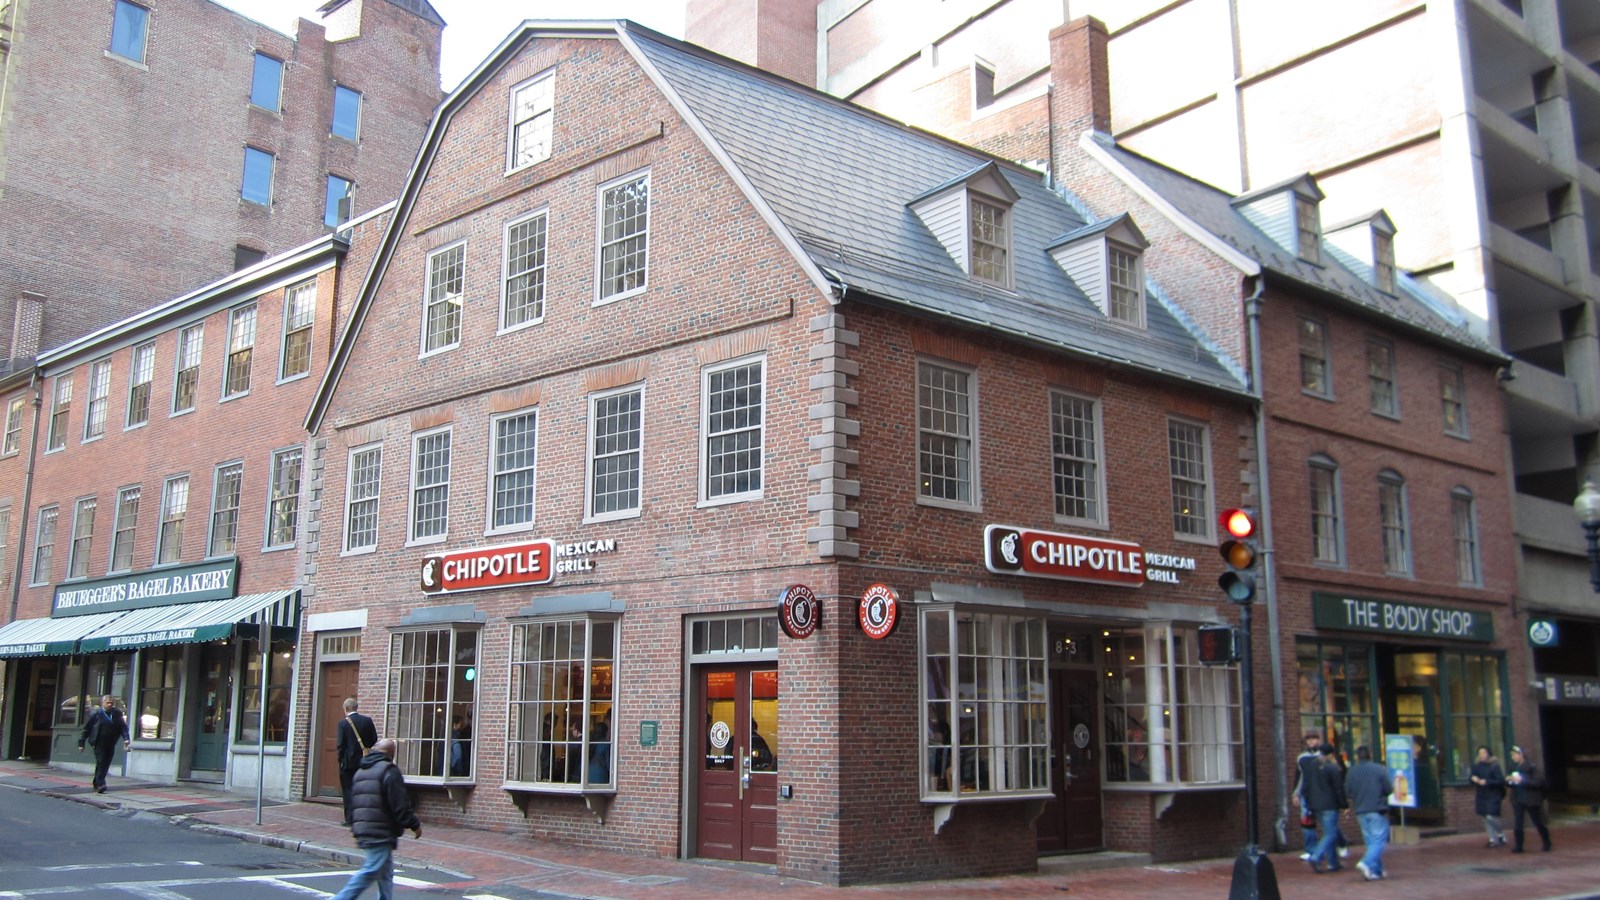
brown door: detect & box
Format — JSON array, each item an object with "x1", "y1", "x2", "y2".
[
  {"x1": 317, "y1": 661, "x2": 360, "y2": 798},
  {"x1": 1037, "y1": 667, "x2": 1103, "y2": 853},
  {"x1": 23, "y1": 660, "x2": 57, "y2": 760},
  {"x1": 694, "y1": 664, "x2": 778, "y2": 863}
]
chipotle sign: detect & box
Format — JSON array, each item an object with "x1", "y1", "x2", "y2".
[
  {"x1": 984, "y1": 524, "x2": 1145, "y2": 587},
  {"x1": 421, "y1": 539, "x2": 554, "y2": 595}
]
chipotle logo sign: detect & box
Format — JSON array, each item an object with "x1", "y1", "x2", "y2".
[
  {"x1": 984, "y1": 524, "x2": 1145, "y2": 587},
  {"x1": 421, "y1": 539, "x2": 554, "y2": 595}
]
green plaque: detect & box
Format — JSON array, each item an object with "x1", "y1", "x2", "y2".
[
  {"x1": 1311, "y1": 592, "x2": 1493, "y2": 642},
  {"x1": 639, "y1": 720, "x2": 658, "y2": 747}
]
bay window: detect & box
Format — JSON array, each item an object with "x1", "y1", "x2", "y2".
[
  {"x1": 1102, "y1": 625, "x2": 1241, "y2": 785},
  {"x1": 388, "y1": 626, "x2": 478, "y2": 781},
  {"x1": 508, "y1": 616, "x2": 618, "y2": 790}
]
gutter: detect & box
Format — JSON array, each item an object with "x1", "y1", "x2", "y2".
[{"x1": 8, "y1": 369, "x2": 41, "y2": 624}]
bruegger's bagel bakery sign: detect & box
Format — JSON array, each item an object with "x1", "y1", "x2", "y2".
[{"x1": 984, "y1": 524, "x2": 1195, "y2": 587}]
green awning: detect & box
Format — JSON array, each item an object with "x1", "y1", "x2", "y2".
[
  {"x1": 0, "y1": 610, "x2": 133, "y2": 657},
  {"x1": 78, "y1": 590, "x2": 301, "y2": 653}
]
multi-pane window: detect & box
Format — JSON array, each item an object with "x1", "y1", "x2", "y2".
[
  {"x1": 280, "y1": 279, "x2": 316, "y2": 380},
  {"x1": 388, "y1": 627, "x2": 478, "y2": 780},
  {"x1": 31, "y1": 505, "x2": 58, "y2": 585},
  {"x1": 409, "y1": 428, "x2": 451, "y2": 543},
  {"x1": 1442, "y1": 651, "x2": 1509, "y2": 779},
  {"x1": 249, "y1": 53, "x2": 283, "y2": 112},
  {"x1": 1440, "y1": 365, "x2": 1467, "y2": 436},
  {"x1": 46, "y1": 376, "x2": 71, "y2": 452},
  {"x1": 209, "y1": 463, "x2": 243, "y2": 557},
  {"x1": 110, "y1": 1, "x2": 149, "y2": 64},
  {"x1": 703, "y1": 358, "x2": 764, "y2": 502},
  {"x1": 126, "y1": 341, "x2": 155, "y2": 427},
  {"x1": 508, "y1": 617, "x2": 618, "y2": 788},
  {"x1": 1452, "y1": 488, "x2": 1480, "y2": 585},
  {"x1": 508, "y1": 72, "x2": 554, "y2": 171},
  {"x1": 598, "y1": 173, "x2": 649, "y2": 300},
  {"x1": 1296, "y1": 640, "x2": 1378, "y2": 763},
  {"x1": 267, "y1": 448, "x2": 302, "y2": 548},
  {"x1": 111, "y1": 487, "x2": 140, "y2": 573},
  {"x1": 84, "y1": 360, "x2": 112, "y2": 441},
  {"x1": 1108, "y1": 245, "x2": 1144, "y2": 326},
  {"x1": 137, "y1": 646, "x2": 182, "y2": 740},
  {"x1": 1168, "y1": 419, "x2": 1211, "y2": 537},
  {"x1": 173, "y1": 324, "x2": 203, "y2": 413},
  {"x1": 157, "y1": 475, "x2": 189, "y2": 565},
  {"x1": 67, "y1": 497, "x2": 96, "y2": 580},
  {"x1": 921, "y1": 608, "x2": 1048, "y2": 798},
  {"x1": 343, "y1": 445, "x2": 382, "y2": 553},
  {"x1": 587, "y1": 387, "x2": 643, "y2": 520},
  {"x1": 1367, "y1": 339, "x2": 1397, "y2": 416},
  {"x1": 1309, "y1": 456, "x2": 1342, "y2": 564},
  {"x1": 241, "y1": 146, "x2": 275, "y2": 206},
  {"x1": 1298, "y1": 316, "x2": 1329, "y2": 396},
  {"x1": 969, "y1": 197, "x2": 1009, "y2": 287},
  {"x1": 1050, "y1": 391, "x2": 1101, "y2": 523},
  {"x1": 917, "y1": 361, "x2": 975, "y2": 507},
  {"x1": 422, "y1": 243, "x2": 464, "y2": 354},
  {"x1": 1374, "y1": 231, "x2": 1396, "y2": 293},
  {"x1": 489, "y1": 411, "x2": 537, "y2": 532},
  {"x1": 502, "y1": 211, "x2": 548, "y2": 330},
  {"x1": 3, "y1": 397, "x2": 23, "y2": 455},
  {"x1": 1295, "y1": 195, "x2": 1321, "y2": 263},
  {"x1": 325, "y1": 175, "x2": 353, "y2": 228},
  {"x1": 224, "y1": 303, "x2": 257, "y2": 398},
  {"x1": 1103, "y1": 626, "x2": 1241, "y2": 784},
  {"x1": 332, "y1": 85, "x2": 362, "y2": 140},
  {"x1": 1379, "y1": 470, "x2": 1411, "y2": 575},
  {"x1": 238, "y1": 636, "x2": 293, "y2": 744}
]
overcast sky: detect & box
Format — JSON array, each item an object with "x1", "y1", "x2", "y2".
[{"x1": 214, "y1": 1, "x2": 688, "y2": 92}]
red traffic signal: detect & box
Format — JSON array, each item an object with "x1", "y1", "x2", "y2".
[
  {"x1": 1217, "y1": 508, "x2": 1259, "y2": 603},
  {"x1": 1197, "y1": 624, "x2": 1238, "y2": 664},
  {"x1": 1220, "y1": 507, "x2": 1256, "y2": 540}
]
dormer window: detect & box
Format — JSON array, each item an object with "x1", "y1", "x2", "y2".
[
  {"x1": 1047, "y1": 213, "x2": 1149, "y2": 329},
  {"x1": 1232, "y1": 174, "x2": 1325, "y2": 264},
  {"x1": 1295, "y1": 195, "x2": 1321, "y2": 264},
  {"x1": 1107, "y1": 244, "x2": 1143, "y2": 326},
  {"x1": 1325, "y1": 210, "x2": 1397, "y2": 293},
  {"x1": 970, "y1": 197, "x2": 1010, "y2": 287},
  {"x1": 1373, "y1": 230, "x2": 1396, "y2": 293},
  {"x1": 908, "y1": 162, "x2": 1020, "y2": 290}
]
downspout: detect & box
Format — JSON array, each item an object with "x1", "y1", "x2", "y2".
[
  {"x1": 8, "y1": 369, "x2": 42, "y2": 624},
  {"x1": 1245, "y1": 274, "x2": 1289, "y2": 850}
]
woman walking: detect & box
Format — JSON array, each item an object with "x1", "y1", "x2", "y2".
[{"x1": 1469, "y1": 745, "x2": 1507, "y2": 847}]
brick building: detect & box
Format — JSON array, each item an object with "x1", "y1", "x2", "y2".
[{"x1": 292, "y1": 20, "x2": 1279, "y2": 884}]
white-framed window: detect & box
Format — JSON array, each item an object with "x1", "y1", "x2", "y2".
[
  {"x1": 241, "y1": 146, "x2": 275, "y2": 206},
  {"x1": 110, "y1": 0, "x2": 149, "y2": 64},
  {"x1": 1440, "y1": 365, "x2": 1468, "y2": 437},
  {"x1": 1103, "y1": 624, "x2": 1242, "y2": 785},
  {"x1": 110, "y1": 486, "x2": 140, "y2": 574},
  {"x1": 224, "y1": 303, "x2": 257, "y2": 399},
  {"x1": 1309, "y1": 454, "x2": 1342, "y2": 564},
  {"x1": 173, "y1": 324, "x2": 203, "y2": 414},
  {"x1": 157, "y1": 475, "x2": 189, "y2": 565},
  {"x1": 1452, "y1": 487, "x2": 1480, "y2": 586},
  {"x1": 3, "y1": 397, "x2": 24, "y2": 455},
  {"x1": 208, "y1": 462, "x2": 243, "y2": 558},
  {"x1": 507, "y1": 616, "x2": 618, "y2": 789},
  {"x1": 266, "y1": 447, "x2": 302, "y2": 549},
  {"x1": 1379, "y1": 470, "x2": 1411, "y2": 576},
  {"x1": 343, "y1": 444, "x2": 382, "y2": 554},
  {"x1": 67, "y1": 497, "x2": 97, "y2": 580},
  {"x1": 1374, "y1": 231, "x2": 1396, "y2": 293},
  {"x1": 1295, "y1": 194, "x2": 1321, "y2": 264},
  {"x1": 45, "y1": 375, "x2": 71, "y2": 452},
  {"x1": 421, "y1": 242, "x2": 464, "y2": 355},
  {"x1": 597, "y1": 171, "x2": 649, "y2": 302},
  {"x1": 1168, "y1": 418, "x2": 1212, "y2": 539},
  {"x1": 126, "y1": 341, "x2": 155, "y2": 428},
  {"x1": 387, "y1": 626, "x2": 478, "y2": 782},
  {"x1": 280, "y1": 279, "x2": 316, "y2": 381},
  {"x1": 31, "y1": 505, "x2": 59, "y2": 586},
  {"x1": 702, "y1": 357, "x2": 764, "y2": 504},
  {"x1": 917, "y1": 360, "x2": 977, "y2": 509},
  {"x1": 586, "y1": 386, "x2": 643, "y2": 522},
  {"x1": 507, "y1": 71, "x2": 554, "y2": 172},
  {"x1": 1367, "y1": 339, "x2": 1397, "y2": 417},
  {"x1": 488, "y1": 409, "x2": 538, "y2": 533},
  {"x1": 1298, "y1": 316, "x2": 1329, "y2": 397},
  {"x1": 920, "y1": 607, "x2": 1049, "y2": 800},
  {"x1": 501, "y1": 210, "x2": 548, "y2": 331},
  {"x1": 83, "y1": 359, "x2": 112, "y2": 441},
  {"x1": 332, "y1": 85, "x2": 361, "y2": 141},
  {"x1": 969, "y1": 196, "x2": 1010, "y2": 288},
  {"x1": 408, "y1": 427, "x2": 451, "y2": 544},
  {"x1": 1050, "y1": 390, "x2": 1103, "y2": 524},
  {"x1": 1108, "y1": 244, "x2": 1145, "y2": 327},
  {"x1": 250, "y1": 52, "x2": 283, "y2": 112}
]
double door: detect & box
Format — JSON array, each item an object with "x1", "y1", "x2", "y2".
[{"x1": 694, "y1": 664, "x2": 778, "y2": 863}]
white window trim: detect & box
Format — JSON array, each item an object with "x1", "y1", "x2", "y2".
[
  {"x1": 485, "y1": 407, "x2": 539, "y2": 536},
  {"x1": 1378, "y1": 470, "x2": 1412, "y2": 577},
  {"x1": 1452, "y1": 487, "x2": 1482, "y2": 586},
  {"x1": 1366, "y1": 338, "x2": 1399, "y2": 420},
  {"x1": 44, "y1": 375, "x2": 71, "y2": 455},
  {"x1": 499, "y1": 208, "x2": 550, "y2": 334},
  {"x1": 277, "y1": 278, "x2": 317, "y2": 384},
  {"x1": 1048, "y1": 388, "x2": 1107, "y2": 528},
  {"x1": 1441, "y1": 364, "x2": 1470, "y2": 438},
  {"x1": 698, "y1": 354, "x2": 766, "y2": 507},
  {"x1": 418, "y1": 241, "x2": 466, "y2": 359},
  {"x1": 263, "y1": 446, "x2": 303, "y2": 551},
  {"x1": 505, "y1": 69, "x2": 555, "y2": 175},
  {"x1": 594, "y1": 169, "x2": 650, "y2": 306},
  {"x1": 1106, "y1": 241, "x2": 1146, "y2": 329},
  {"x1": 1295, "y1": 194, "x2": 1321, "y2": 264},
  {"x1": 206, "y1": 460, "x2": 244, "y2": 560},
  {"x1": 3, "y1": 397, "x2": 25, "y2": 456},
  {"x1": 82, "y1": 358, "x2": 112, "y2": 444},
  {"x1": 109, "y1": 485, "x2": 140, "y2": 575},
  {"x1": 584, "y1": 383, "x2": 645, "y2": 524},
  {"x1": 1308, "y1": 454, "x2": 1344, "y2": 566},
  {"x1": 65, "y1": 496, "x2": 97, "y2": 582},
  {"x1": 383, "y1": 624, "x2": 482, "y2": 785},
  {"x1": 915, "y1": 358, "x2": 981, "y2": 512},
  {"x1": 967, "y1": 194, "x2": 1012, "y2": 290},
  {"x1": 30, "y1": 504, "x2": 59, "y2": 587},
  {"x1": 171, "y1": 323, "x2": 204, "y2": 417},
  {"x1": 125, "y1": 341, "x2": 156, "y2": 431},
  {"x1": 1167, "y1": 416, "x2": 1215, "y2": 543},
  {"x1": 504, "y1": 614, "x2": 620, "y2": 793},
  {"x1": 342, "y1": 442, "x2": 383, "y2": 556},
  {"x1": 1298, "y1": 315, "x2": 1331, "y2": 399},
  {"x1": 155, "y1": 474, "x2": 189, "y2": 567},
  {"x1": 407, "y1": 425, "x2": 452, "y2": 547},
  {"x1": 222, "y1": 302, "x2": 257, "y2": 401}
]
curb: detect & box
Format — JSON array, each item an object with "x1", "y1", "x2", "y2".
[{"x1": 184, "y1": 822, "x2": 472, "y2": 881}]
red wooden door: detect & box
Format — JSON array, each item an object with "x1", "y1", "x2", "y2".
[
  {"x1": 694, "y1": 664, "x2": 778, "y2": 862},
  {"x1": 316, "y1": 661, "x2": 359, "y2": 797},
  {"x1": 1038, "y1": 667, "x2": 1103, "y2": 853}
]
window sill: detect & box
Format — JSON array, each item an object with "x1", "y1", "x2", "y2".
[
  {"x1": 920, "y1": 791, "x2": 1053, "y2": 835},
  {"x1": 229, "y1": 744, "x2": 288, "y2": 757},
  {"x1": 1102, "y1": 781, "x2": 1242, "y2": 792},
  {"x1": 104, "y1": 50, "x2": 149, "y2": 71},
  {"x1": 130, "y1": 739, "x2": 175, "y2": 751},
  {"x1": 505, "y1": 783, "x2": 616, "y2": 824}
]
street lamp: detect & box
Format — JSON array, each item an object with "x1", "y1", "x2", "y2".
[{"x1": 1573, "y1": 479, "x2": 1600, "y2": 592}]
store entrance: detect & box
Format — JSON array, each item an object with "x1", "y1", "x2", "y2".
[
  {"x1": 1038, "y1": 666, "x2": 1103, "y2": 853},
  {"x1": 693, "y1": 664, "x2": 778, "y2": 863},
  {"x1": 21, "y1": 660, "x2": 56, "y2": 760},
  {"x1": 190, "y1": 642, "x2": 232, "y2": 775},
  {"x1": 316, "y1": 661, "x2": 360, "y2": 798}
]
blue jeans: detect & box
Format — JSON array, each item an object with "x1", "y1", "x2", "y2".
[
  {"x1": 1310, "y1": 809, "x2": 1342, "y2": 868},
  {"x1": 332, "y1": 843, "x2": 394, "y2": 900},
  {"x1": 1357, "y1": 811, "x2": 1389, "y2": 877}
]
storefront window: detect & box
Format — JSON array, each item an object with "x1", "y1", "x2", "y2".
[
  {"x1": 137, "y1": 646, "x2": 181, "y2": 739},
  {"x1": 1104, "y1": 625, "x2": 1241, "y2": 784},
  {"x1": 55, "y1": 657, "x2": 84, "y2": 727},
  {"x1": 56, "y1": 653, "x2": 131, "y2": 727},
  {"x1": 388, "y1": 626, "x2": 478, "y2": 781},
  {"x1": 921, "y1": 607, "x2": 1048, "y2": 799},
  {"x1": 237, "y1": 636, "x2": 293, "y2": 744},
  {"x1": 1443, "y1": 651, "x2": 1509, "y2": 783},
  {"x1": 1296, "y1": 640, "x2": 1378, "y2": 758},
  {"x1": 507, "y1": 617, "x2": 617, "y2": 789}
]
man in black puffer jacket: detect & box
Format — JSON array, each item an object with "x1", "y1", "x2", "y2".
[{"x1": 332, "y1": 738, "x2": 421, "y2": 900}]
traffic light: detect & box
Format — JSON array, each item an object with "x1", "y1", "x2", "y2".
[
  {"x1": 1217, "y1": 507, "x2": 1259, "y2": 603},
  {"x1": 1197, "y1": 623, "x2": 1238, "y2": 664}
]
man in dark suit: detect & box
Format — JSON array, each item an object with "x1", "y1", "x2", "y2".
[
  {"x1": 77, "y1": 694, "x2": 131, "y2": 793},
  {"x1": 336, "y1": 697, "x2": 378, "y2": 826}
]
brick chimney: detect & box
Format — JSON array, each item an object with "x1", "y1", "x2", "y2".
[{"x1": 1049, "y1": 16, "x2": 1111, "y2": 167}]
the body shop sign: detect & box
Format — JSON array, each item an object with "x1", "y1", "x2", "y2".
[
  {"x1": 984, "y1": 524, "x2": 1145, "y2": 587},
  {"x1": 419, "y1": 538, "x2": 619, "y2": 595},
  {"x1": 1312, "y1": 592, "x2": 1493, "y2": 642}
]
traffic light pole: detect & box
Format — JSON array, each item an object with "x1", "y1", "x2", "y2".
[{"x1": 1229, "y1": 596, "x2": 1279, "y2": 900}]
